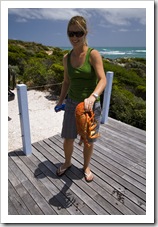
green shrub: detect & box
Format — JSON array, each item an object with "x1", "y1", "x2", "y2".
[
  {"x1": 23, "y1": 58, "x2": 47, "y2": 87},
  {"x1": 8, "y1": 39, "x2": 146, "y2": 130},
  {"x1": 109, "y1": 85, "x2": 146, "y2": 130},
  {"x1": 135, "y1": 85, "x2": 146, "y2": 100}
]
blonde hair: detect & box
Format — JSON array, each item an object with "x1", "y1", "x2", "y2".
[{"x1": 67, "y1": 16, "x2": 88, "y2": 45}]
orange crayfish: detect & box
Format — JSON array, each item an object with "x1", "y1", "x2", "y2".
[{"x1": 75, "y1": 102, "x2": 100, "y2": 147}]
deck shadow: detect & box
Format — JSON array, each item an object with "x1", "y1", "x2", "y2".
[
  {"x1": 34, "y1": 160, "x2": 83, "y2": 210},
  {"x1": 9, "y1": 149, "x2": 25, "y2": 157}
]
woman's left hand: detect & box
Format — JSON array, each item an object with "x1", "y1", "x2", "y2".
[{"x1": 84, "y1": 96, "x2": 96, "y2": 111}]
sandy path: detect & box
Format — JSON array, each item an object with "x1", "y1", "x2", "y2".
[{"x1": 8, "y1": 89, "x2": 64, "y2": 151}]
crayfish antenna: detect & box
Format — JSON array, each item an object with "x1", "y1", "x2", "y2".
[
  {"x1": 78, "y1": 137, "x2": 91, "y2": 148},
  {"x1": 78, "y1": 140, "x2": 83, "y2": 146},
  {"x1": 78, "y1": 136, "x2": 84, "y2": 146},
  {"x1": 84, "y1": 140, "x2": 91, "y2": 148}
]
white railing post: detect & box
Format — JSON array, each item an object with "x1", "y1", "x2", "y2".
[
  {"x1": 17, "y1": 84, "x2": 32, "y2": 156},
  {"x1": 101, "y1": 71, "x2": 114, "y2": 124}
]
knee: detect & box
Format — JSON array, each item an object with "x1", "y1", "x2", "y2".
[
  {"x1": 84, "y1": 142, "x2": 93, "y2": 151},
  {"x1": 64, "y1": 138, "x2": 74, "y2": 146}
]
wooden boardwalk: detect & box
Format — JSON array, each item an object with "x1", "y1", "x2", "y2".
[{"x1": 8, "y1": 117, "x2": 146, "y2": 215}]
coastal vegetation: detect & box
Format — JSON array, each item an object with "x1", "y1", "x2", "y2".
[{"x1": 8, "y1": 39, "x2": 146, "y2": 130}]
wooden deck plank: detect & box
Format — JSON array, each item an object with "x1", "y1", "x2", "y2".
[
  {"x1": 35, "y1": 140, "x2": 110, "y2": 215},
  {"x1": 104, "y1": 123, "x2": 146, "y2": 145},
  {"x1": 70, "y1": 138, "x2": 146, "y2": 195},
  {"x1": 8, "y1": 118, "x2": 146, "y2": 215},
  {"x1": 32, "y1": 141, "x2": 109, "y2": 215},
  {"x1": 11, "y1": 150, "x2": 82, "y2": 215},
  {"x1": 100, "y1": 124, "x2": 146, "y2": 148},
  {"x1": 45, "y1": 137, "x2": 142, "y2": 215},
  {"x1": 99, "y1": 128, "x2": 145, "y2": 157},
  {"x1": 8, "y1": 156, "x2": 57, "y2": 215},
  {"x1": 74, "y1": 136, "x2": 146, "y2": 182},
  {"x1": 107, "y1": 118, "x2": 146, "y2": 138},
  {"x1": 92, "y1": 150, "x2": 145, "y2": 185},
  {"x1": 29, "y1": 147, "x2": 95, "y2": 215},
  {"x1": 99, "y1": 127, "x2": 145, "y2": 156},
  {"x1": 94, "y1": 141, "x2": 146, "y2": 176},
  {"x1": 8, "y1": 167, "x2": 43, "y2": 215},
  {"x1": 8, "y1": 181, "x2": 31, "y2": 215},
  {"x1": 52, "y1": 135, "x2": 146, "y2": 214},
  {"x1": 8, "y1": 197, "x2": 19, "y2": 215}
]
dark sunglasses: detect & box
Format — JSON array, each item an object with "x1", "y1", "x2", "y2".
[{"x1": 68, "y1": 31, "x2": 84, "y2": 38}]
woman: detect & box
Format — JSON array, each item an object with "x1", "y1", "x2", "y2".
[{"x1": 56, "y1": 15, "x2": 106, "y2": 182}]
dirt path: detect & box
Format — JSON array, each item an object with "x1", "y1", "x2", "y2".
[{"x1": 8, "y1": 89, "x2": 64, "y2": 151}]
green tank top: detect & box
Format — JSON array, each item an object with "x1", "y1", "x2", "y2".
[{"x1": 67, "y1": 47, "x2": 98, "y2": 102}]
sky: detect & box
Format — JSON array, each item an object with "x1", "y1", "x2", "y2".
[{"x1": 8, "y1": 8, "x2": 146, "y2": 47}]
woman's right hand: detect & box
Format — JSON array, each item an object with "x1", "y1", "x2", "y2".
[{"x1": 54, "y1": 103, "x2": 65, "y2": 112}]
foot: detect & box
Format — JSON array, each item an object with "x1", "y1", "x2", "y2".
[
  {"x1": 56, "y1": 163, "x2": 72, "y2": 176},
  {"x1": 83, "y1": 168, "x2": 94, "y2": 182}
]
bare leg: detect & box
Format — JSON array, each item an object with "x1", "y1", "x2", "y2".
[
  {"x1": 56, "y1": 138, "x2": 74, "y2": 176},
  {"x1": 83, "y1": 143, "x2": 94, "y2": 181},
  {"x1": 63, "y1": 138, "x2": 74, "y2": 167}
]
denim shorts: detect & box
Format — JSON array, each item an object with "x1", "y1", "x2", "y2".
[{"x1": 61, "y1": 97, "x2": 101, "y2": 142}]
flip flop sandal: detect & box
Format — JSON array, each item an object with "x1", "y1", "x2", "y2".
[
  {"x1": 84, "y1": 171, "x2": 94, "y2": 183},
  {"x1": 56, "y1": 165, "x2": 72, "y2": 177}
]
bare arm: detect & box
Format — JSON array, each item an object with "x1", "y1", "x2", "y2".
[
  {"x1": 58, "y1": 54, "x2": 70, "y2": 105},
  {"x1": 84, "y1": 49, "x2": 107, "y2": 109}
]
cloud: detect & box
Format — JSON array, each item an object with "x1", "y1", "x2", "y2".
[
  {"x1": 16, "y1": 18, "x2": 27, "y2": 23},
  {"x1": 113, "y1": 28, "x2": 143, "y2": 33},
  {"x1": 118, "y1": 28, "x2": 129, "y2": 32},
  {"x1": 8, "y1": 8, "x2": 146, "y2": 27},
  {"x1": 96, "y1": 8, "x2": 146, "y2": 26},
  {"x1": 8, "y1": 8, "x2": 85, "y2": 22}
]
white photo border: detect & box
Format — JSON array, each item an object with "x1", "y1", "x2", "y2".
[{"x1": 1, "y1": 0, "x2": 154, "y2": 224}]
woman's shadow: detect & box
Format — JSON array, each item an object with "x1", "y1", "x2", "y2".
[{"x1": 34, "y1": 160, "x2": 83, "y2": 210}]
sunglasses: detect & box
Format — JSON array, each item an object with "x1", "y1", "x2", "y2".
[{"x1": 68, "y1": 31, "x2": 85, "y2": 38}]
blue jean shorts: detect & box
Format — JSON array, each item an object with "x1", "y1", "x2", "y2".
[{"x1": 61, "y1": 98, "x2": 101, "y2": 142}]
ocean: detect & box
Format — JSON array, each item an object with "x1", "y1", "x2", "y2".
[{"x1": 61, "y1": 47, "x2": 146, "y2": 59}]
